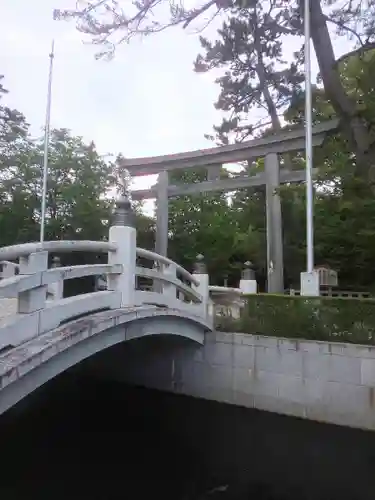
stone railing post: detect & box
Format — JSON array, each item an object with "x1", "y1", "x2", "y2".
[
  {"x1": 0, "y1": 261, "x2": 18, "y2": 279},
  {"x1": 108, "y1": 195, "x2": 136, "y2": 307},
  {"x1": 193, "y1": 254, "x2": 210, "y2": 319},
  {"x1": 162, "y1": 263, "x2": 177, "y2": 304},
  {"x1": 153, "y1": 260, "x2": 162, "y2": 293},
  {"x1": 239, "y1": 261, "x2": 257, "y2": 294},
  {"x1": 18, "y1": 251, "x2": 49, "y2": 336},
  {"x1": 47, "y1": 256, "x2": 63, "y2": 301}
]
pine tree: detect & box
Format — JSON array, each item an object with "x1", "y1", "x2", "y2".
[{"x1": 194, "y1": 3, "x2": 303, "y2": 144}]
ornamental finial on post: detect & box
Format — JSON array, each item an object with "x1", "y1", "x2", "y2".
[
  {"x1": 193, "y1": 254, "x2": 207, "y2": 274},
  {"x1": 113, "y1": 163, "x2": 135, "y2": 227},
  {"x1": 51, "y1": 256, "x2": 61, "y2": 268},
  {"x1": 113, "y1": 194, "x2": 135, "y2": 227}
]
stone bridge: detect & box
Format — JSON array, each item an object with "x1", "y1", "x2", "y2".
[{"x1": 0, "y1": 195, "x2": 257, "y2": 415}]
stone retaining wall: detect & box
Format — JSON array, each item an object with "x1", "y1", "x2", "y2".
[{"x1": 88, "y1": 331, "x2": 375, "y2": 431}]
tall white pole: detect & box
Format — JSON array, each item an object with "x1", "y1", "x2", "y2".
[
  {"x1": 304, "y1": 0, "x2": 314, "y2": 273},
  {"x1": 40, "y1": 40, "x2": 55, "y2": 243}
]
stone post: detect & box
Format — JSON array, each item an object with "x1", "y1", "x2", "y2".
[
  {"x1": 300, "y1": 270, "x2": 320, "y2": 296},
  {"x1": 18, "y1": 251, "x2": 48, "y2": 315},
  {"x1": 162, "y1": 262, "x2": 177, "y2": 305},
  {"x1": 108, "y1": 195, "x2": 137, "y2": 307},
  {"x1": 265, "y1": 152, "x2": 284, "y2": 294},
  {"x1": 152, "y1": 260, "x2": 163, "y2": 293},
  {"x1": 18, "y1": 251, "x2": 50, "y2": 336},
  {"x1": 155, "y1": 170, "x2": 169, "y2": 257},
  {"x1": 193, "y1": 254, "x2": 210, "y2": 319},
  {"x1": 0, "y1": 261, "x2": 18, "y2": 278},
  {"x1": 239, "y1": 261, "x2": 257, "y2": 294},
  {"x1": 48, "y1": 256, "x2": 63, "y2": 301}
]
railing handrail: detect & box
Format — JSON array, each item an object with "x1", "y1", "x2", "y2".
[
  {"x1": 209, "y1": 286, "x2": 242, "y2": 294},
  {"x1": 0, "y1": 243, "x2": 198, "y2": 289},
  {"x1": 136, "y1": 266, "x2": 202, "y2": 302},
  {"x1": 0, "y1": 260, "x2": 19, "y2": 268},
  {"x1": 136, "y1": 247, "x2": 199, "y2": 286},
  {"x1": 0, "y1": 263, "x2": 123, "y2": 299},
  {"x1": 0, "y1": 240, "x2": 117, "y2": 262}
]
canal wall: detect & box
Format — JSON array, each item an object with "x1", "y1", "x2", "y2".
[{"x1": 86, "y1": 331, "x2": 375, "y2": 431}]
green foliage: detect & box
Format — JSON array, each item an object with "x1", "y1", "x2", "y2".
[
  {"x1": 168, "y1": 167, "x2": 251, "y2": 284},
  {"x1": 340, "y1": 49, "x2": 375, "y2": 128},
  {"x1": 0, "y1": 77, "x2": 153, "y2": 251},
  {"x1": 218, "y1": 294, "x2": 375, "y2": 345},
  {"x1": 194, "y1": 3, "x2": 303, "y2": 144},
  {"x1": 0, "y1": 126, "x2": 115, "y2": 246},
  {"x1": 165, "y1": 50, "x2": 375, "y2": 289}
]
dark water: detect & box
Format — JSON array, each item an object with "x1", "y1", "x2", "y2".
[{"x1": 1, "y1": 374, "x2": 375, "y2": 499}]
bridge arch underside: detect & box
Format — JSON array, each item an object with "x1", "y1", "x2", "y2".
[{"x1": 0, "y1": 307, "x2": 208, "y2": 416}]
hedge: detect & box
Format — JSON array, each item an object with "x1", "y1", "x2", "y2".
[{"x1": 215, "y1": 294, "x2": 375, "y2": 345}]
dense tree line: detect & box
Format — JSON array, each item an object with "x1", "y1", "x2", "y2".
[{"x1": 0, "y1": 78, "x2": 154, "y2": 293}]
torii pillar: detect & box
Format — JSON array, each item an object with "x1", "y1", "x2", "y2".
[
  {"x1": 155, "y1": 170, "x2": 169, "y2": 257},
  {"x1": 154, "y1": 158, "x2": 284, "y2": 293}
]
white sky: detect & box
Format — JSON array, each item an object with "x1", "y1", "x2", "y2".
[{"x1": 0, "y1": 0, "x2": 353, "y2": 212}]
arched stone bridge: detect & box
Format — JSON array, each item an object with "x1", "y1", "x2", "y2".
[
  {"x1": 0, "y1": 196, "x2": 253, "y2": 416},
  {"x1": 0, "y1": 306, "x2": 212, "y2": 415}
]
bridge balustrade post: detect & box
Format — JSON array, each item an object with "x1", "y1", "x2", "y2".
[
  {"x1": 17, "y1": 251, "x2": 50, "y2": 336},
  {"x1": 47, "y1": 256, "x2": 63, "y2": 301},
  {"x1": 18, "y1": 251, "x2": 48, "y2": 314},
  {"x1": 193, "y1": 254, "x2": 210, "y2": 319},
  {"x1": 162, "y1": 263, "x2": 177, "y2": 305},
  {"x1": 152, "y1": 261, "x2": 162, "y2": 293},
  {"x1": 239, "y1": 261, "x2": 257, "y2": 294},
  {"x1": 0, "y1": 261, "x2": 18, "y2": 279},
  {"x1": 108, "y1": 195, "x2": 136, "y2": 307}
]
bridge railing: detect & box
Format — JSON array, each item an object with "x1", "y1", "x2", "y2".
[
  {"x1": 134, "y1": 248, "x2": 206, "y2": 316},
  {"x1": 0, "y1": 241, "x2": 123, "y2": 350},
  {"x1": 0, "y1": 196, "x2": 212, "y2": 351}
]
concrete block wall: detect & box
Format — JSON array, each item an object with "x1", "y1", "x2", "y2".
[{"x1": 88, "y1": 332, "x2": 375, "y2": 431}]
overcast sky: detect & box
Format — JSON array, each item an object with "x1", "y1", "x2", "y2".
[{"x1": 0, "y1": 0, "x2": 353, "y2": 198}]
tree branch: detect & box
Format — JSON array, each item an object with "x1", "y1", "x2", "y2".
[
  {"x1": 182, "y1": 0, "x2": 217, "y2": 28},
  {"x1": 324, "y1": 14, "x2": 363, "y2": 46}
]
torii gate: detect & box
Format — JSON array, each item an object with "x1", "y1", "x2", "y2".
[{"x1": 122, "y1": 120, "x2": 338, "y2": 293}]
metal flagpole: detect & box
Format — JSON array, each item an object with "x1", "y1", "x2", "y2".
[
  {"x1": 304, "y1": 0, "x2": 314, "y2": 273},
  {"x1": 40, "y1": 40, "x2": 55, "y2": 243}
]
